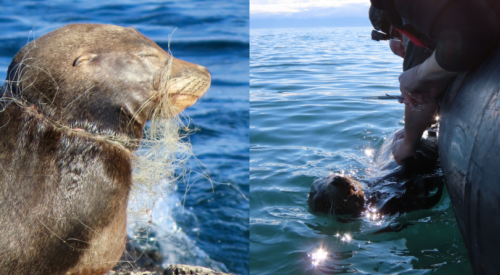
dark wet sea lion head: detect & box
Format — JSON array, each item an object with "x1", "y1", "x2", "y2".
[
  {"x1": 4, "y1": 23, "x2": 211, "y2": 144},
  {"x1": 308, "y1": 173, "x2": 365, "y2": 216}
]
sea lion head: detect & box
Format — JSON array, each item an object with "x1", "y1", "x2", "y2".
[
  {"x1": 308, "y1": 173, "x2": 365, "y2": 216},
  {"x1": 3, "y1": 23, "x2": 210, "y2": 147}
]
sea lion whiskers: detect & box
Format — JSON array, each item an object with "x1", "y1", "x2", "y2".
[{"x1": 328, "y1": 200, "x2": 335, "y2": 217}]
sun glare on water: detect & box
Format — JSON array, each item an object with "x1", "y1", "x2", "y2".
[
  {"x1": 311, "y1": 248, "x2": 328, "y2": 267},
  {"x1": 366, "y1": 207, "x2": 382, "y2": 221},
  {"x1": 340, "y1": 233, "x2": 352, "y2": 242}
]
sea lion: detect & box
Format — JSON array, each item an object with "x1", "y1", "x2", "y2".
[
  {"x1": 308, "y1": 174, "x2": 365, "y2": 216},
  {"x1": 308, "y1": 131, "x2": 443, "y2": 217},
  {"x1": 0, "y1": 24, "x2": 210, "y2": 275}
]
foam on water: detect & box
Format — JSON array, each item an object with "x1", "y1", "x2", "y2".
[{"x1": 127, "y1": 183, "x2": 229, "y2": 272}]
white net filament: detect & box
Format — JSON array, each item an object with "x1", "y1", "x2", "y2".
[{"x1": 127, "y1": 41, "x2": 196, "y2": 224}]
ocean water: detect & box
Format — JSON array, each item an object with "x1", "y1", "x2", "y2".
[
  {"x1": 0, "y1": 1, "x2": 249, "y2": 274},
  {"x1": 250, "y1": 27, "x2": 471, "y2": 274}
]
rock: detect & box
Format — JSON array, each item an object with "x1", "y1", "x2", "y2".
[
  {"x1": 108, "y1": 271, "x2": 158, "y2": 275},
  {"x1": 108, "y1": 237, "x2": 234, "y2": 275},
  {"x1": 109, "y1": 239, "x2": 165, "y2": 275},
  {"x1": 164, "y1": 264, "x2": 235, "y2": 275}
]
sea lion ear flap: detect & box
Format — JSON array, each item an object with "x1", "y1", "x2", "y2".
[{"x1": 73, "y1": 54, "x2": 97, "y2": 66}]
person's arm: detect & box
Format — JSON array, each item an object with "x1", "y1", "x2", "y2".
[
  {"x1": 393, "y1": 52, "x2": 455, "y2": 164},
  {"x1": 399, "y1": 52, "x2": 459, "y2": 107},
  {"x1": 392, "y1": 0, "x2": 499, "y2": 164},
  {"x1": 389, "y1": 28, "x2": 405, "y2": 58},
  {"x1": 389, "y1": 39, "x2": 405, "y2": 58},
  {"x1": 392, "y1": 98, "x2": 438, "y2": 165},
  {"x1": 395, "y1": 0, "x2": 500, "y2": 72}
]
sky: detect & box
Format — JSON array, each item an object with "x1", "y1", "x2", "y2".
[{"x1": 250, "y1": 0, "x2": 371, "y2": 29}]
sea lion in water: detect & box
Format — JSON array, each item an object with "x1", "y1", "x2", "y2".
[
  {"x1": 308, "y1": 131, "x2": 443, "y2": 217},
  {"x1": 308, "y1": 174, "x2": 365, "y2": 216},
  {"x1": 0, "y1": 24, "x2": 210, "y2": 275}
]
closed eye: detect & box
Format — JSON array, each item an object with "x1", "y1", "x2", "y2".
[{"x1": 138, "y1": 52, "x2": 158, "y2": 58}]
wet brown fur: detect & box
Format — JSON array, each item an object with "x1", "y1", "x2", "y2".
[
  {"x1": 308, "y1": 174, "x2": 365, "y2": 216},
  {"x1": 0, "y1": 24, "x2": 210, "y2": 275}
]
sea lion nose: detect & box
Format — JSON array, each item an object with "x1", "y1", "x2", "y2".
[
  {"x1": 170, "y1": 57, "x2": 210, "y2": 79},
  {"x1": 166, "y1": 57, "x2": 211, "y2": 97},
  {"x1": 197, "y1": 65, "x2": 210, "y2": 75}
]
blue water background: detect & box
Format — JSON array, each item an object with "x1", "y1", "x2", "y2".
[
  {"x1": 250, "y1": 27, "x2": 471, "y2": 274},
  {"x1": 0, "y1": 1, "x2": 249, "y2": 274}
]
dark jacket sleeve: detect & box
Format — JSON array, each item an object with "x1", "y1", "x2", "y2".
[{"x1": 394, "y1": 0, "x2": 500, "y2": 72}]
